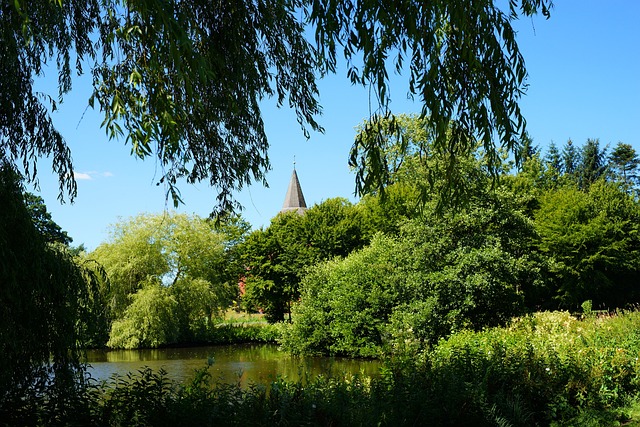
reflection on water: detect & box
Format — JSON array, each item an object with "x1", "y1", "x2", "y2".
[{"x1": 85, "y1": 344, "x2": 381, "y2": 387}]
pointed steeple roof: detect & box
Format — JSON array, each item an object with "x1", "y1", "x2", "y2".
[{"x1": 281, "y1": 168, "x2": 307, "y2": 215}]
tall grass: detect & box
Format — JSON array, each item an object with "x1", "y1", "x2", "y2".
[{"x1": 413, "y1": 310, "x2": 640, "y2": 425}]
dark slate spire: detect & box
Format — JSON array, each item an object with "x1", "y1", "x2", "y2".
[{"x1": 281, "y1": 166, "x2": 307, "y2": 215}]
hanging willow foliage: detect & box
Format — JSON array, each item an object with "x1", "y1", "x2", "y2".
[{"x1": 2, "y1": 0, "x2": 551, "y2": 214}]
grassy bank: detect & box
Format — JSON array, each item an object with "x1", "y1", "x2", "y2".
[
  {"x1": 207, "y1": 313, "x2": 281, "y2": 344},
  {"x1": 7, "y1": 311, "x2": 640, "y2": 426}
]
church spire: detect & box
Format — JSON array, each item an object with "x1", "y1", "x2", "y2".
[{"x1": 281, "y1": 165, "x2": 307, "y2": 215}]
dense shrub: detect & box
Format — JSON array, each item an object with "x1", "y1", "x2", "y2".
[
  {"x1": 414, "y1": 311, "x2": 640, "y2": 425},
  {"x1": 282, "y1": 234, "x2": 402, "y2": 357},
  {"x1": 535, "y1": 180, "x2": 640, "y2": 308},
  {"x1": 282, "y1": 192, "x2": 542, "y2": 357}
]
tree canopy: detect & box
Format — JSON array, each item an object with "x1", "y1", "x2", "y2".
[
  {"x1": 90, "y1": 212, "x2": 245, "y2": 347},
  {"x1": 282, "y1": 117, "x2": 640, "y2": 357},
  {"x1": 23, "y1": 192, "x2": 72, "y2": 245},
  {"x1": 3, "y1": 0, "x2": 552, "y2": 213},
  {"x1": 236, "y1": 198, "x2": 372, "y2": 322}
]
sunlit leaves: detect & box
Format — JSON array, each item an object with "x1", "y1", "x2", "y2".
[
  {"x1": 5, "y1": 0, "x2": 551, "y2": 214},
  {"x1": 91, "y1": 212, "x2": 238, "y2": 323},
  {"x1": 91, "y1": 0, "x2": 323, "y2": 214},
  {"x1": 350, "y1": 114, "x2": 495, "y2": 211},
  {"x1": 311, "y1": 0, "x2": 553, "y2": 202},
  {"x1": 236, "y1": 198, "x2": 372, "y2": 323},
  {"x1": 107, "y1": 280, "x2": 179, "y2": 349}
]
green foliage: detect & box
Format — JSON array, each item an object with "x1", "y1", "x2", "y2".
[
  {"x1": 282, "y1": 234, "x2": 401, "y2": 357},
  {"x1": 2, "y1": 0, "x2": 322, "y2": 211},
  {"x1": 535, "y1": 180, "x2": 640, "y2": 308},
  {"x1": 327, "y1": 1, "x2": 553, "y2": 203},
  {"x1": 241, "y1": 276, "x2": 287, "y2": 324},
  {"x1": 206, "y1": 323, "x2": 281, "y2": 344},
  {"x1": 23, "y1": 192, "x2": 73, "y2": 245},
  {"x1": 416, "y1": 311, "x2": 640, "y2": 425},
  {"x1": 92, "y1": 212, "x2": 243, "y2": 347},
  {"x1": 358, "y1": 182, "x2": 422, "y2": 235},
  {"x1": 237, "y1": 198, "x2": 372, "y2": 323},
  {"x1": 91, "y1": 214, "x2": 170, "y2": 319},
  {"x1": 562, "y1": 139, "x2": 581, "y2": 178},
  {"x1": 577, "y1": 138, "x2": 607, "y2": 190},
  {"x1": 0, "y1": 165, "x2": 102, "y2": 419},
  {"x1": 609, "y1": 142, "x2": 639, "y2": 188},
  {"x1": 350, "y1": 113, "x2": 497, "y2": 211},
  {"x1": 283, "y1": 184, "x2": 543, "y2": 356},
  {"x1": 546, "y1": 141, "x2": 563, "y2": 175},
  {"x1": 16, "y1": 311, "x2": 640, "y2": 426},
  {"x1": 108, "y1": 281, "x2": 179, "y2": 349},
  {"x1": 172, "y1": 278, "x2": 222, "y2": 342},
  {"x1": 4, "y1": 0, "x2": 551, "y2": 213}
]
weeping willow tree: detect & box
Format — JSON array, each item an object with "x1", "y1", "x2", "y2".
[
  {"x1": 3, "y1": 0, "x2": 552, "y2": 214},
  {"x1": 0, "y1": 165, "x2": 104, "y2": 423}
]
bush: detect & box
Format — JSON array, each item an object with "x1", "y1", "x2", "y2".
[
  {"x1": 283, "y1": 204, "x2": 536, "y2": 356},
  {"x1": 535, "y1": 181, "x2": 640, "y2": 308},
  {"x1": 413, "y1": 311, "x2": 640, "y2": 425},
  {"x1": 281, "y1": 234, "x2": 402, "y2": 357}
]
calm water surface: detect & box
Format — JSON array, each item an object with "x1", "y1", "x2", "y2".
[{"x1": 85, "y1": 344, "x2": 381, "y2": 386}]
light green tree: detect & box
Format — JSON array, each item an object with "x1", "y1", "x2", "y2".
[
  {"x1": 91, "y1": 212, "x2": 241, "y2": 347},
  {"x1": 107, "y1": 280, "x2": 178, "y2": 349},
  {"x1": 91, "y1": 214, "x2": 169, "y2": 319}
]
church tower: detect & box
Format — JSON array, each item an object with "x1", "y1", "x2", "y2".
[{"x1": 281, "y1": 166, "x2": 307, "y2": 215}]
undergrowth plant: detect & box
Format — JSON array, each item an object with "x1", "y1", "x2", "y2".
[{"x1": 9, "y1": 311, "x2": 640, "y2": 426}]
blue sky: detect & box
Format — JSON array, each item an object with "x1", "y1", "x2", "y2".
[{"x1": 34, "y1": 1, "x2": 640, "y2": 251}]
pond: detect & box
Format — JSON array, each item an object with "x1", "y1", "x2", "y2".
[{"x1": 85, "y1": 344, "x2": 382, "y2": 387}]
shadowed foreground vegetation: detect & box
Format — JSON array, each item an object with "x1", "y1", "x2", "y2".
[{"x1": 5, "y1": 311, "x2": 640, "y2": 426}]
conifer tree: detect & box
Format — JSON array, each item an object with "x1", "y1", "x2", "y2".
[
  {"x1": 609, "y1": 142, "x2": 639, "y2": 187},
  {"x1": 545, "y1": 142, "x2": 563, "y2": 175},
  {"x1": 562, "y1": 139, "x2": 581, "y2": 179},
  {"x1": 578, "y1": 138, "x2": 607, "y2": 189}
]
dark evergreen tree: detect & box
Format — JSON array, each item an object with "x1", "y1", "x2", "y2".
[
  {"x1": 578, "y1": 138, "x2": 607, "y2": 189},
  {"x1": 545, "y1": 142, "x2": 563, "y2": 175},
  {"x1": 562, "y1": 139, "x2": 581, "y2": 178},
  {"x1": 516, "y1": 133, "x2": 538, "y2": 171}
]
